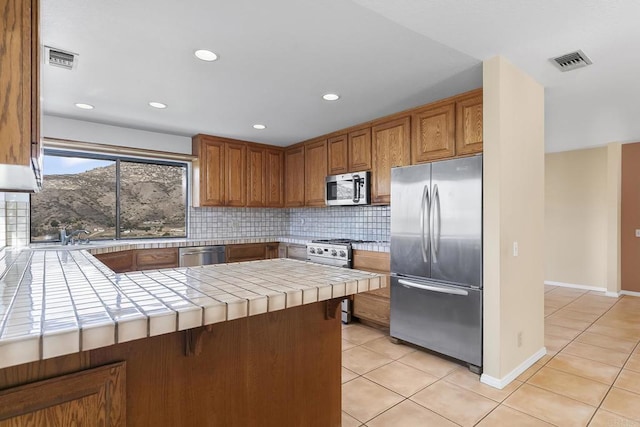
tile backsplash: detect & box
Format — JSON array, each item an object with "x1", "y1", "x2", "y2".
[
  {"x1": 189, "y1": 207, "x2": 288, "y2": 239},
  {"x1": 288, "y1": 206, "x2": 390, "y2": 241},
  {"x1": 1, "y1": 193, "x2": 29, "y2": 247}
]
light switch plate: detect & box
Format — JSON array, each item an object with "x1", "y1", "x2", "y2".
[
  {"x1": 513, "y1": 241, "x2": 519, "y2": 257},
  {"x1": 636, "y1": 229, "x2": 640, "y2": 238}
]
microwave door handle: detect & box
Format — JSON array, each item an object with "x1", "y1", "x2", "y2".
[{"x1": 352, "y1": 175, "x2": 360, "y2": 203}]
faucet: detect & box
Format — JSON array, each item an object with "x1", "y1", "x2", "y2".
[{"x1": 60, "y1": 228, "x2": 91, "y2": 245}]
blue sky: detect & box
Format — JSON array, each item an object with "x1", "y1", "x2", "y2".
[{"x1": 44, "y1": 155, "x2": 114, "y2": 175}]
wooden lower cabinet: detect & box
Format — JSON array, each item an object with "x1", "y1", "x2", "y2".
[
  {"x1": 352, "y1": 250, "x2": 391, "y2": 327},
  {"x1": 0, "y1": 302, "x2": 342, "y2": 427},
  {"x1": 95, "y1": 248, "x2": 178, "y2": 273},
  {"x1": 0, "y1": 362, "x2": 125, "y2": 426},
  {"x1": 226, "y1": 242, "x2": 279, "y2": 263}
]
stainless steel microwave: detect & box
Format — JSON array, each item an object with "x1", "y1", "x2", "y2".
[{"x1": 325, "y1": 171, "x2": 371, "y2": 206}]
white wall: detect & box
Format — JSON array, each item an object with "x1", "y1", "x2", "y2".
[{"x1": 43, "y1": 116, "x2": 192, "y2": 154}]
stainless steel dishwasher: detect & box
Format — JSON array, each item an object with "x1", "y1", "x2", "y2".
[{"x1": 179, "y1": 246, "x2": 226, "y2": 267}]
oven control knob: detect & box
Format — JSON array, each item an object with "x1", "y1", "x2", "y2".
[
  {"x1": 316, "y1": 247, "x2": 323, "y2": 254},
  {"x1": 309, "y1": 247, "x2": 315, "y2": 254},
  {"x1": 339, "y1": 250, "x2": 346, "y2": 258},
  {"x1": 331, "y1": 249, "x2": 337, "y2": 256}
]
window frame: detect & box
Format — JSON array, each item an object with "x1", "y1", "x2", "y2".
[{"x1": 30, "y1": 148, "x2": 190, "y2": 242}]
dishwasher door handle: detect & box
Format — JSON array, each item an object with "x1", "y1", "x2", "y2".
[{"x1": 398, "y1": 279, "x2": 469, "y2": 296}]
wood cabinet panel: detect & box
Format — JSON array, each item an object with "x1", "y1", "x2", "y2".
[
  {"x1": 193, "y1": 136, "x2": 225, "y2": 206},
  {"x1": 0, "y1": 362, "x2": 125, "y2": 427},
  {"x1": 304, "y1": 140, "x2": 328, "y2": 207},
  {"x1": 327, "y1": 134, "x2": 348, "y2": 175},
  {"x1": 353, "y1": 250, "x2": 390, "y2": 327},
  {"x1": 285, "y1": 146, "x2": 305, "y2": 207},
  {"x1": 412, "y1": 103, "x2": 456, "y2": 163},
  {"x1": 226, "y1": 243, "x2": 267, "y2": 263},
  {"x1": 95, "y1": 250, "x2": 135, "y2": 273},
  {"x1": 226, "y1": 141, "x2": 247, "y2": 207},
  {"x1": 371, "y1": 117, "x2": 411, "y2": 204},
  {"x1": 456, "y1": 91, "x2": 483, "y2": 155},
  {"x1": 247, "y1": 145, "x2": 266, "y2": 207},
  {"x1": 0, "y1": 0, "x2": 41, "y2": 191},
  {"x1": 135, "y1": 248, "x2": 179, "y2": 270},
  {"x1": 265, "y1": 148, "x2": 284, "y2": 207},
  {"x1": 348, "y1": 128, "x2": 372, "y2": 171}
]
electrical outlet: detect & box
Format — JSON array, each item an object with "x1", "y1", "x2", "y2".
[
  {"x1": 517, "y1": 331, "x2": 523, "y2": 347},
  {"x1": 513, "y1": 241, "x2": 519, "y2": 257}
]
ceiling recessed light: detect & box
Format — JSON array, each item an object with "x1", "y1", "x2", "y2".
[
  {"x1": 75, "y1": 103, "x2": 94, "y2": 110},
  {"x1": 253, "y1": 124, "x2": 266, "y2": 130},
  {"x1": 194, "y1": 49, "x2": 218, "y2": 62},
  {"x1": 322, "y1": 93, "x2": 340, "y2": 101},
  {"x1": 149, "y1": 101, "x2": 167, "y2": 109}
]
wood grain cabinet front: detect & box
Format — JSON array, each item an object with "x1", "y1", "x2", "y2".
[
  {"x1": 265, "y1": 148, "x2": 285, "y2": 207},
  {"x1": 192, "y1": 135, "x2": 226, "y2": 206},
  {"x1": 348, "y1": 128, "x2": 372, "y2": 172},
  {"x1": 225, "y1": 141, "x2": 247, "y2": 207},
  {"x1": 456, "y1": 90, "x2": 483, "y2": 155},
  {"x1": 247, "y1": 145, "x2": 267, "y2": 207},
  {"x1": 95, "y1": 250, "x2": 135, "y2": 273},
  {"x1": 284, "y1": 145, "x2": 305, "y2": 207},
  {"x1": 327, "y1": 134, "x2": 348, "y2": 175},
  {"x1": 0, "y1": 362, "x2": 126, "y2": 426},
  {"x1": 411, "y1": 102, "x2": 456, "y2": 164},
  {"x1": 134, "y1": 247, "x2": 179, "y2": 271},
  {"x1": 0, "y1": 0, "x2": 42, "y2": 192},
  {"x1": 352, "y1": 250, "x2": 391, "y2": 328},
  {"x1": 304, "y1": 139, "x2": 328, "y2": 207},
  {"x1": 226, "y1": 243, "x2": 279, "y2": 263},
  {"x1": 371, "y1": 116, "x2": 411, "y2": 205}
]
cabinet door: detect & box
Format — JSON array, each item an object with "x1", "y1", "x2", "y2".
[
  {"x1": 135, "y1": 248, "x2": 179, "y2": 271},
  {"x1": 456, "y1": 92, "x2": 483, "y2": 155},
  {"x1": 226, "y1": 142, "x2": 247, "y2": 207},
  {"x1": 285, "y1": 146, "x2": 305, "y2": 207},
  {"x1": 348, "y1": 128, "x2": 372, "y2": 171},
  {"x1": 226, "y1": 243, "x2": 268, "y2": 262},
  {"x1": 304, "y1": 139, "x2": 328, "y2": 207},
  {"x1": 327, "y1": 134, "x2": 348, "y2": 174},
  {"x1": 95, "y1": 250, "x2": 135, "y2": 273},
  {"x1": 371, "y1": 116, "x2": 410, "y2": 204},
  {"x1": 0, "y1": 362, "x2": 125, "y2": 426},
  {"x1": 265, "y1": 148, "x2": 284, "y2": 207},
  {"x1": 194, "y1": 137, "x2": 225, "y2": 206},
  {"x1": 247, "y1": 146, "x2": 266, "y2": 207},
  {"x1": 412, "y1": 103, "x2": 455, "y2": 163},
  {"x1": 353, "y1": 251, "x2": 391, "y2": 327}
]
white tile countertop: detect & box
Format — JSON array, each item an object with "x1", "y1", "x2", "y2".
[{"x1": 0, "y1": 247, "x2": 383, "y2": 369}]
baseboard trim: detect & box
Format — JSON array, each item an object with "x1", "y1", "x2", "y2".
[
  {"x1": 605, "y1": 291, "x2": 620, "y2": 298},
  {"x1": 480, "y1": 347, "x2": 547, "y2": 390},
  {"x1": 621, "y1": 290, "x2": 640, "y2": 298},
  {"x1": 544, "y1": 281, "x2": 606, "y2": 292}
]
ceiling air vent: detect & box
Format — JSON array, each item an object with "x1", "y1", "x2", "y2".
[
  {"x1": 45, "y1": 46, "x2": 78, "y2": 70},
  {"x1": 551, "y1": 50, "x2": 592, "y2": 72}
]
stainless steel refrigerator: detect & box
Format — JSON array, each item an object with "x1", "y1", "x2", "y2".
[{"x1": 390, "y1": 155, "x2": 482, "y2": 371}]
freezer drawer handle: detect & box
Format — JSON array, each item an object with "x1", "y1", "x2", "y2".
[{"x1": 398, "y1": 279, "x2": 469, "y2": 296}]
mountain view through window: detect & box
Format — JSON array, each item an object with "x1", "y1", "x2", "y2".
[{"x1": 30, "y1": 152, "x2": 187, "y2": 242}]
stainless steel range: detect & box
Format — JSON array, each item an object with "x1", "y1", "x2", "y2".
[{"x1": 306, "y1": 239, "x2": 373, "y2": 322}]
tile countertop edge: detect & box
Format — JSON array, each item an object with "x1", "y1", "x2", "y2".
[{"x1": 0, "y1": 254, "x2": 385, "y2": 370}]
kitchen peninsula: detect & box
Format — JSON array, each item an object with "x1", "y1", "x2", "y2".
[{"x1": 0, "y1": 247, "x2": 383, "y2": 426}]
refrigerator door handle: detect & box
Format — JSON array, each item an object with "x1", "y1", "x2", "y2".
[
  {"x1": 398, "y1": 279, "x2": 469, "y2": 296},
  {"x1": 420, "y1": 185, "x2": 430, "y2": 263},
  {"x1": 430, "y1": 184, "x2": 441, "y2": 263}
]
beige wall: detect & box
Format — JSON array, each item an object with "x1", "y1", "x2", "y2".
[
  {"x1": 545, "y1": 147, "x2": 608, "y2": 288},
  {"x1": 483, "y1": 56, "x2": 545, "y2": 381}
]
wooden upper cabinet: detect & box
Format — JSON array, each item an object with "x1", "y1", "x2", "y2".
[
  {"x1": 225, "y1": 142, "x2": 247, "y2": 207},
  {"x1": 265, "y1": 148, "x2": 284, "y2": 207},
  {"x1": 0, "y1": 0, "x2": 42, "y2": 192},
  {"x1": 456, "y1": 90, "x2": 483, "y2": 155},
  {"x1": 327, "y1": 134, "x2": 348, "y2": 175},
  {"x1": 193, "y1": 136, "x2": 225, "y2": 206},
  {"x1": 304, "y1": 139, "x2": 328, "y2": 207},
  {"x1": 348, "y1": 128, "x2": 372, "y2": 171},
  {"x1": 371, "y1": 116, "x2": 411, "y2": 204},
  {"x1": 412, "y1": 102, "x2": 456, "y2": 164},
  {"x1": 285, "y1": 146, "x2": 305, "y2": 207},
  {"x1": 247, "y1": 145, "x2": 266, "y2": 207}
]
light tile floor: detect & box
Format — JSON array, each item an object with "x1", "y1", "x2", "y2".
[{"x1": 342, "y1": 286, "x2": 640, "y2": 426}]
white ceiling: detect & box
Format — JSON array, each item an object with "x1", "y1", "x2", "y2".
[{"x1": 42, "y1": 0, "x2": 640, "y2": 152}]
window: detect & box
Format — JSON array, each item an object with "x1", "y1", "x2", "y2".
[{"x1": 30, "y1": 150, "x2": 188, "y2": 242}]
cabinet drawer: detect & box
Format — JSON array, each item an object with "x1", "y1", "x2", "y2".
[
  {"x1": 353, "y1": 293, "x2": 390, "y2": 327},
  {"x1": 135, "y1": 248, "x2": 179, "y2": 270}
]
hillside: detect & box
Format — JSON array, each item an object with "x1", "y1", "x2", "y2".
[{"x1": 30, "y1": 162, "x2": 186, "y2": 241}]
